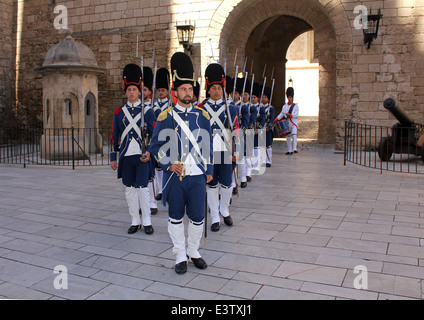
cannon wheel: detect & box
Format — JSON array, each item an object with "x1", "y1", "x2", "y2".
[{"x1": 378, "y1": 137, "x2": 393, "y2": 161}]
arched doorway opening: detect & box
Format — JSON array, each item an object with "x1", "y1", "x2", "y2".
[{"x1": 213, "y1": 0, "x2": 345, "y2": 144}]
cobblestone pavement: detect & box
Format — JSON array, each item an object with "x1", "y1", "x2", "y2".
[{"x1": 0, "y1": 141, "x2": 423, "y2": 300}]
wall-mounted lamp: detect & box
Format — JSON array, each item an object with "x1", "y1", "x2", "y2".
[
  {"x1": 176, "y1": 20, "x2": 195, "y2": 54},
  {"x1": 363, "y1": 8, "x2": 383, "y2": 49}
]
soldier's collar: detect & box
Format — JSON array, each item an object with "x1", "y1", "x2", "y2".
[
  {"x1": 158, "y1": 98, "x2": 168, "y2": 103},
  {"x1": 175, "y1": 103, "x2": 192, "y2": 113},
  {"x1": 207, "y1": 98, "x2": 223, "y2": 105},
  {"x1": 126, "y1": 99, "x2": 142, "y2": 108}
]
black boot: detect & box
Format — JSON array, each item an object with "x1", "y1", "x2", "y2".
[
  {"x1": 127, "y1": 225, "x2": 141, "y2": 234},
  {"x1": 190, "y1": 257, "x2": 208, "y2": 269},
  {"x1": 174, "y1": 261, "x2": 187, "y2": 274},
  {"x1": 211, "y1": 222, "x2": 220, "y2": 232},
  {"x1": 223, "y1": 215, "x2": 233, "y2": 226}
]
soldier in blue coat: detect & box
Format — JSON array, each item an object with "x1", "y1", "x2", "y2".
[
  {"x1": 237, "y1": 77, "x2": 254, "y2": 188},
  {"x1": 262, "y1": 86, "x2": 275, "y2": 167},
  {"x1": 252, "y1": 83, "x2": 267, "y2": 173},
  {"x1": 200, "y1": 63, "x2": 238, "y2": 232},
  {"x1": 148, "y1": 52, "x2": 213, "y2": 275},
  {"x1": 110, "y1": 63, "x2": 156, "y2": 235}
]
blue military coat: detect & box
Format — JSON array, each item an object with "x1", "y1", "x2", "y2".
[
  {"x1": 110, "y1": 100, "x2": 156, "y2": 179},
  {"x1": 148, "y1": 104, "x2": 214, "y2": 206}
]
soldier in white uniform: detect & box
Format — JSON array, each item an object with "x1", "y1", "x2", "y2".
[{"x1": 275, "y1": 87, "x2": 299, "y2": 155}]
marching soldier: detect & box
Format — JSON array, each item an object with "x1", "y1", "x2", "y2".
[
  {"x1": 148, "y1": 52, "x2": 213, "y2": 275},
  {"x1": 276, "y1": 87, "x2": 299, "y2": 155},
  {"x1": 248, "y1": 83, "x2": 261, "y2": 177},
  {"x1": 153, "y1": 67, "x2": 171, "y2": 118},
  {"x1": 110, "y1": 63, "x2": 155, "y2": 235},
  {"x1": 237, "y1": 77, "x2": 252, "y2": 188},
  {"x1": 262, "y1": 87, "x2": 275, "y2": 167},
  {"x1": 201, "y1": 63, "x2": 238, "y2": 232}
]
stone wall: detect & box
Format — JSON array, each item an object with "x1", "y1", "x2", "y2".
[
  {"x1": 0, "y1": 0, "x2": 15, "y2": 124},
  {"x1": 2, "y1": 0, "x2": 424, "y2": 149}
]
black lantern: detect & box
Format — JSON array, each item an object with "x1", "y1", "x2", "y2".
[
  {"x1": 176, "y1": 21, "x2": 195, "y2": 54},
  {"x1": 363, "y1": 8, "x2": 383, "y2": 49}
]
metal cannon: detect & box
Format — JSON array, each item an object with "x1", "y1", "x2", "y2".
[{"x1": 378, "y1": 98, "x2": 424, "y2": 162}]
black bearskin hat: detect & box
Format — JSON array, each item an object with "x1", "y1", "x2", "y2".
[
  {"x1": 205, "y1": 63, "x2": 225, "y2": 92},
  {"x1": 170, "y1": 52, "x2": 196, "y2": 90},
  {"x1": 226, "y1": 75, "x2": 233, "y2": 94},
  {"x1": 252, "y1": 82, "x2": 261, "y2": 98},
  {"x1": 156, "y1": 67, "x2": 170, "y2": 91},
  {"x1": 235, "y1": 77, "x2": 244, "y2": 95},
  {"x1": 286, "y1": 87, "x2": 294, "y2": 97},
  {"x1": 193, "y1": 81, "x2": 200, "y2": 99},
  {"x1": 142, "y1": 66, "x2": 153, "y2": 91},
  {"x1": 263, "y1": 86, "x2": 272, "y2": 99},
  {"x1": 122, "y1": 63, "x2": 142, "y2": 92}
]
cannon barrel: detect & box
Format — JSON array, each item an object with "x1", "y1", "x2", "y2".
[{"x1": 384, "y1": 98, "x2": 414, "y2": 125}]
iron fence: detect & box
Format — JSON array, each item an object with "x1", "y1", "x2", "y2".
[
  {"x1": 0, "y1": 126, "x2": 111, "y2": 169},
  {"x1": 344, "y1": 120, "x2": 424, "y2": 174}
]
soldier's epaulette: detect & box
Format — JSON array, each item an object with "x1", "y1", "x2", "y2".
[
  {"x1": 157, "y1": 107, "x2": 172, "y2": 121},
  {"x1": 194, "y1": 106, "x2": 210, "y2": 120}
]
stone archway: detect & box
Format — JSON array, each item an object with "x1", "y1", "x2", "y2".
[{"x1": 206, "y1": 0, "x2": 353, "y2": 145}]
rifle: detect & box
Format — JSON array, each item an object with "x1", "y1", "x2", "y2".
[
  {"x1": 136, "y1": 35, "x2": 147, "y2": 157},
  {"x1": 255, "y1": 67, "x2": 267, "y2": 130}
]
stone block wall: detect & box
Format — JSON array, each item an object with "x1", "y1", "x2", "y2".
[
  {"x1": 0, "y1": 0, "x2": 15, "y2": 124},
  {"x1": 2, "y1": 0, "x2": 424, "y2": 149}
]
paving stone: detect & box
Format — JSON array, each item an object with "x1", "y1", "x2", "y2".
[{"x1": 2, "y1": 145, "x2": 424, "y2": 300}]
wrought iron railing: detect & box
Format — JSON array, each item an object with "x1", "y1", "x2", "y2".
[
  {"x1": 0, "y1": 126, "x2": 111, "y2": 169},
  {"x1": 344, "y1": 120, "x2": 424, "y2": 174}
]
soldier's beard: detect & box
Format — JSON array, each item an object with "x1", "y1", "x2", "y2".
[{"x1": 179, "y1": 96, "x2": 192, "y2": 105}]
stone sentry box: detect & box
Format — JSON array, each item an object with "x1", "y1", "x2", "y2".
[{"x1": 35, "y1": 29, "x2": 105, "y2": 160}]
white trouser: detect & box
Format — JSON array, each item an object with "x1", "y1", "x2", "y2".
[
  {"x1": 287, "y1": 134, "x2": 297, "y2": 153},
  {"x1": 155, "y1": 169, "x2": 163, "y2": 194},
  {"x1": 219, "y1": 185, "x2": 232, "y2": 218},
  {"x1": 148, "y1": 181, "x2": 157, "y2": 209},
  {"x1": 168, "y1": 218, "x2": 186, "y2": 264},
  {"x1": 168, "y1": 218, "x2": 204, "y2": 263},
  {"x1": 187, "y1": 220, "x2": 203, "y2": 259},
  {"x1": 231, "y1": 169, "x2": 236, "y2": 188},
  {"x1": 136, "y1": 187, "x2": 152, "y2": 226},
  {"x1": 252, "y1": 148, "x2": 259, "y2": 169},
  {"x1": 207, "y1": 185, "x2": 220, "y2": 224},
  {"x1": 125, "y1": 187, "x2": 141, "y2": 226},
  {"x1": 266, "y1": 146, "x2": 272, "y2": 164},
  {"x1": 239, "y1": 158, "x2": 247, "y2": 183}
]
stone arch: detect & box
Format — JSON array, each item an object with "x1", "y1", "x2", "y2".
[{"x1": 206, "y1": 0, "x2": 353, "y2": 144}]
